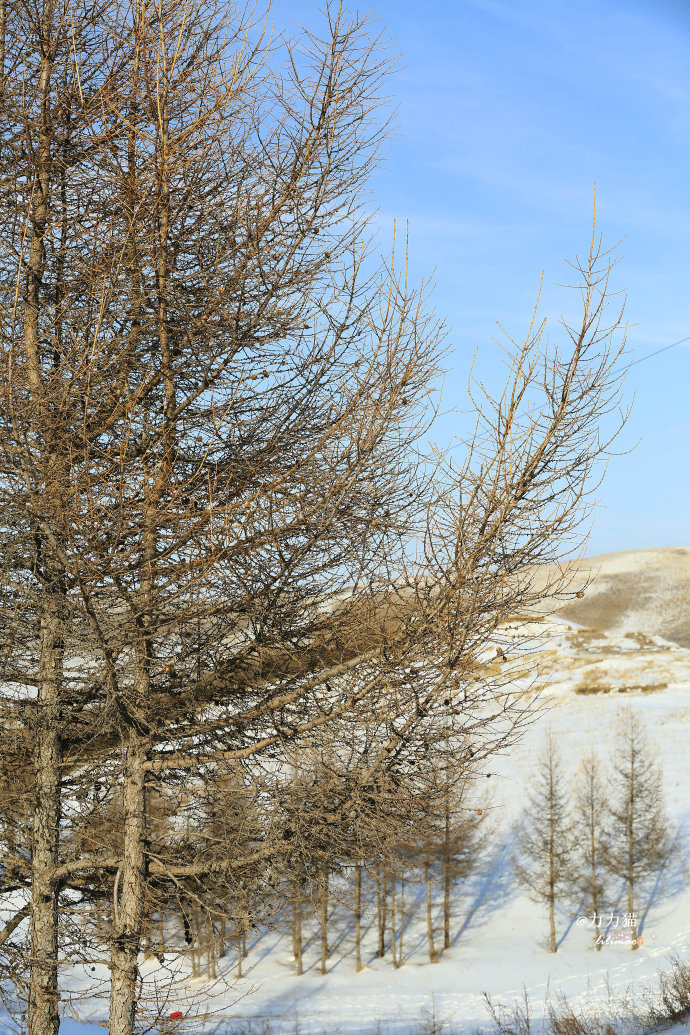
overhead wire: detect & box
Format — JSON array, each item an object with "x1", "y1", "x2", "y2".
[{"x1": 629, "y1": 334, "x2": 690, "y2": 367}]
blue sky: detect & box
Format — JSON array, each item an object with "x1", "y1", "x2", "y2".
[{"x1": 283, "y1": 0, "x2": 690, "y2": 555}]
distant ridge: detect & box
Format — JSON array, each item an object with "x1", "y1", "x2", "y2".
[{"x1": 555, "y1": 547, "x2": 690, "y2": 648}]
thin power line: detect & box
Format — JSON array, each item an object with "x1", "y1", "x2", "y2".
[{"x1": 629, "y1": 334, "x2": 690, "y2": 367}]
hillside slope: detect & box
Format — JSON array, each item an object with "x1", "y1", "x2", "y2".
[
  {"x1": 5, "y1": 549, "x2": 690, "y2": 1035},
  {"x1": 553, "y1": 546, "x2": 690, "y2": 648}
]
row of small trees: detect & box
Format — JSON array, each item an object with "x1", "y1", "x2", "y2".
[
  {"x1": 14, "y1": 739, "x2": 488, "y2": 986},
  {"x1": 513, "y1": 708, "x2": 673, "y2": 952},
  {"x1": 4, "y1": 703, "x2": 666, "y2": 1000},
  {"x1": 52, "y1": 705, "x2": 673, "y2": 986}
]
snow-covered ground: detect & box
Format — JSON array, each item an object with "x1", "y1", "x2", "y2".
[{"x1": 5, "y1": 549, "x2": 690, "y2": 1034}]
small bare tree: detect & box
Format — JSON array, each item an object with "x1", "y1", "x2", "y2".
[
  {"x1": 512, "y1": 729, "x2": 574, "y2": 953},
  {"x1": 605, "y1": 708, "x2": 673, "y2": 948},
  {"x1": 407, "y1": 742, "x2": 489, "y2": 962},
  {"x1": 570, "y1": 752, "x2": 609, "y2": 949}
]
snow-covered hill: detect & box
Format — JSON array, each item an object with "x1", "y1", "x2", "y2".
[
  {"x1": 550, "y1": 546, "x2": 690, "y2": 648},
  {"x1": 7, "y1": 549, "x2": 690, "y2": 1035}
]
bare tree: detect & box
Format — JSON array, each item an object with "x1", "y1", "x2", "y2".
[
  {"x1": 0, "y1": 0, "x2": 440, "y2": 1026},
  {"x1": 403, "y1": 742, "x2": 489, "y2": 963},
  {"x1": 605, "y1": 708, "x2": 673, "y2": 948},
  {"x1": 0, "y1": 1, "x2": 134, "y2": 1031},
  {"x1": 0, "y1": 0, "x2": 631, "y2": 1031},
  {"x1": 570, "y1": 752, "x2": 609, "y2": 950},
  {"x1": 512, "y1": 729, "x2": 574, "y2": 953}
]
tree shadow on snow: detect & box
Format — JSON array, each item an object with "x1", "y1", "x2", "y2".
[
  {"x1": 452, "y1": 839, "x2": 515, "y2": 947},
  {"x1": 638, "y1": 825, "x2": 688, "y2": 939}
]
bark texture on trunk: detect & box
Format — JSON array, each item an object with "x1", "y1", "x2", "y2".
[
  {"x1": 29, "y1": 530, "x2": 66, "y2": 1035},
  {"x1": 108, "y1": 733, "x2": 148, "y2": 1035},
  {"x1": 26, "y1": 496, "x2": 64, "y2": 995},
  {"x1": 25, "y1": 6, "x2": 63, "y2": 1031},
  {"x1": 29, "y1": 697, "x2": 62, "y2": 1035}
]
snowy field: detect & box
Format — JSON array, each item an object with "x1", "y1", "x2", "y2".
[{"x1": 6, "y1": 549, "x2": 690, "y2": 1034}]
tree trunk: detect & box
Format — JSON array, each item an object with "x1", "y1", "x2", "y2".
[
  {"x1": 549, "y1": 767, "x2": 557, "y2": 953},
  {"x1": 627, "y1": 778, "x2": 638, "y2": 948},
  {"x1": 29, "y1": 701, "x2": 62, "y2": 1035},
  {"x1": 25, "y1": 8, "x2": 64, "y2": 1032},
  {"x1": 320, "y1": 867, "x2": 329, "y2": 975},
  {"x1": 354, "y1": 862, "x2": 362, "y2": 972},
  {"x1": 108, "y1": 733, "x2": 148, "y2": 1035},
  {"x1": 29, "y1": 537, "x2": 66, "y2": 1035},
  {"x1": 207, "y1": 919, "x2": 216, "y2": 979},
  {"x1": 376, "y1": 861, "x2": 386, "y2": 958},
  {"x1": 391, "y1": 872, "x2": 404, "y2": 969},
  {"x1": 291, "y1": 885, "x2": 297, "y2": 960},
  {"x1": 398, "y1": 877, "x2": 405, "y2": 966},
  {"x1": 628, "y1": 879, "x2": 638, "y2": 948},
  {"x1": 294, "y1": 888, "x2": 303, "y2": 976},
  {"x1": 549, "y1": 893, "x2": 556, "y2": 953},
  {"x1": 192, "y1": 905, "x2": 201, "y2": 977},
  {"x1": 391, "y1": 872, "x2": 397, "y2": 968},
  {"x1": 425, "y1": 858, "x2": 437, "y2": 963},
  {"x1": 443, "y1": 791, "x2": 452, "y2": 950},
  {"x1": 591, "y1": 854, "x2": 601, "y2": 951}
]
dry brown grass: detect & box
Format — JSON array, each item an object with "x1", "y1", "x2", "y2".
[{"x1": 573, "y1": 680, "x2": 667, "y2": 695}]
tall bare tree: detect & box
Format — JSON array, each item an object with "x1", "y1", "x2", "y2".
[
  {"x1": 0, "y1": 0, "x2": 631, "y2": 1032},
  {"x1": 0, "y1": 2, "x2": 134, "y2": 1030},
  {"x1": 0, "y1": 0, "x2": 446, "y2": 1026}
]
